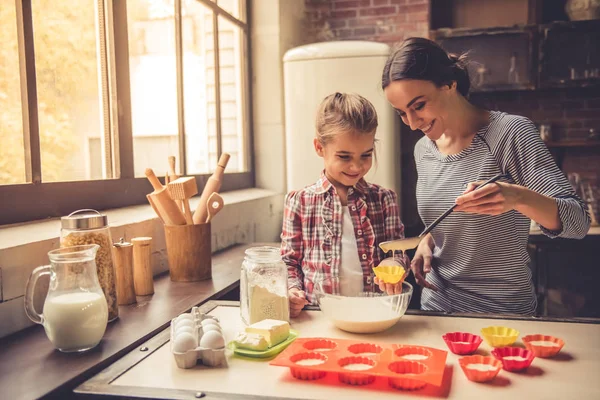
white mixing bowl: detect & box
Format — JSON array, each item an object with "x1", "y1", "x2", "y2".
[{"x1": 313, "y1": 281, "x2": 413, "y2": 334}]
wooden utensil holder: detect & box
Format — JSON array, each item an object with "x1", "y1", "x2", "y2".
[{"x1": 164, "y1": 223, "x2": 211, "y2": 282}]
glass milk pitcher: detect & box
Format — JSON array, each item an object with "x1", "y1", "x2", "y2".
[{"x1": 25, "y1": 244, "x2": 109, "y2": 352}]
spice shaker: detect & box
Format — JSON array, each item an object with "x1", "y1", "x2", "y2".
[
  {"x1": 112, "y1": 238, "x2": 137, "y2": 305},
  {"x1": 60, "y1": 209, "x2": 119, "y2": 322},
  {"x1": 132, "y1": 237, "x2": 154, "y2": 296},
  {"x1": 240, "y1": 246, "x2": 290, "y2": 325}
]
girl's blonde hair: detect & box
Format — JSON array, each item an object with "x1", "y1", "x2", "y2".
[{"x1": 315, "y1": 92, "x2": 378, "y2": 145}]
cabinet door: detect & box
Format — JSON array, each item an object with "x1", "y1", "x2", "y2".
[
  {"x1": 534, "y1": 237, "x2": 600, "y2": 318},
  {"x1": 436, "y1": 27, "x2": 536, "y2": 92}
]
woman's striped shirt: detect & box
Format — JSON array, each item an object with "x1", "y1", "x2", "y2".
[{"x1": 414, "y1": 111, "x2": 590, "y2": 315}]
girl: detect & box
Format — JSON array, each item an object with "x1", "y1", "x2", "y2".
[
  {"x1": 379, "y1": 37, "x2": 590, "y2": 315},
  {"x1": 281, "y1": 92, "x2": 406, "y2": 318}
]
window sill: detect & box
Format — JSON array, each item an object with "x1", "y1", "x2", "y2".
[{"x1": 0, "y1": 188, "x2": 280, "y2": 249}]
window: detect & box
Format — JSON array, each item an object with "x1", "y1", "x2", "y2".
[{"x1": 0, "y1": 0, "x2": 252, "y2": 225}]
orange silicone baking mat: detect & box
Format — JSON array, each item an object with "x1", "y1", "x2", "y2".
[{"x1": 270, "y1": 337, "x2": 447, "y2": 388}]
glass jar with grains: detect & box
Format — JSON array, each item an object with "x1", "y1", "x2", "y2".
[
  {"x1": 240, "y1": 246, "x2": 290, "y2": 325},
  {"x1": 60, "y1": 209, "x2": 118, "y2": 322}
]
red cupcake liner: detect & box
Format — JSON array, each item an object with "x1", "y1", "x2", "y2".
[
  {"x1": 290, "y1": 352, "x2": 328, "y2": 380},
  {"x1": 387, "y1": 360, "x2": 428, "y2": 390},
  {"x1": 347, "y1": 343, "x2": 383, "y2": 356},
  {"x1": 458, "y1": 355, "x2": 502, "y2": 382},
  {"x1": 337, "y1": 356, "x2": 376, "y2": 385},
  {"x1": 491, "y1": 346, "x2": 535, "y2": 372},
  {"x1": 442, "y1": 332, "x2": 483, "y2": 355},
  {"x1": 302, "y1": 339, "x2": 337, "y2": 352},
  {"x1": 394, "y1": 345, "x2": 432, "y2": 361},
  {"x1": 522, "y1": 334, "x2": 564, "y2": 358}
]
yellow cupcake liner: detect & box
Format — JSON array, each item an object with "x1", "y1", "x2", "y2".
[
  {"x1": 481, "y1": 326, "x2": 519, "y2": 347},
  {"x1": 373, "y1": 265, "x2": 406, "y2": 284}
]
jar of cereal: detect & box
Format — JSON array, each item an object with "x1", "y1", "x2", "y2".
[{"x1": 61, "y1": 209, "x2": 118, "y2": 322}]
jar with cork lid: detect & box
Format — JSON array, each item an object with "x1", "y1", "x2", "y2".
[{"x1": 60, "y1": 209, "x2": 118, "y2": 322}]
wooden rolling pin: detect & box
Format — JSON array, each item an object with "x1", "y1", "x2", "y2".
[
  {"x1": 192, "y1": 153, "x2": 230, "y2": 224},
  {"x1": 145, "y1": 168, "x2": 186, "y2": 226},
  {"x1": 168, "y1": 155, "x2": 183, "y2": 210},
  {"x1": 168, "y1": 155, "x2": 179, "y2": 182}
]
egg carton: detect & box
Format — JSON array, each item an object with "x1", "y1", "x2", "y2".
[{"x1": 170, "y1": 306, "x2": 227, "y2": 369}]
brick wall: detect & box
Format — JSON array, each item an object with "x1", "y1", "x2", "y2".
[{"x1": 304, "y1": 0, "x2": 430, "y2": 44}]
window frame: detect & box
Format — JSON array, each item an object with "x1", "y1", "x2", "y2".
[{"x1": 0, "y1": 0, "x2": 254, "y2": 226}]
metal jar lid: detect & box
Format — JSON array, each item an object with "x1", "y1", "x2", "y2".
[{"x1": 61, "y1": 209, "x2": 108, "y2": 230}]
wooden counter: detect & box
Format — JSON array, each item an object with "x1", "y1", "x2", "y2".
[
  {"x1": 75, "y1": 301, "x2": 600, "y2": 400},
  {"x1": 0, "y1": 244, "x2": 254, "y2": 400}
]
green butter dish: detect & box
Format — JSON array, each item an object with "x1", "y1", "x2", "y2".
[{"x1": 228, "y1": 329, "x2": 299, "y2": 359}]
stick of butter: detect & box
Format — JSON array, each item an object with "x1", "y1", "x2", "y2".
[
  {"x1": 233, "y1": 332, "x2": 269, "y2": 351},
  {"x1": 245, "y1": 319, "x2": 290, "y2": 347}
]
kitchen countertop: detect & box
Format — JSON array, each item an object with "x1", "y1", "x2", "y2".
[
  {"x1": 75, "y1": 301, "x2": 600, "y2": 400},
  {"x1": 0, "y1": 243, "x2": 255, "y2": 400},
  {"x1": 2, "y1": 241, "x2": 599, "y2": 399}
]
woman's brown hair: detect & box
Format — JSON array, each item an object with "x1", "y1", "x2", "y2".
[{"x1": 382, "y1": 37, "x2": 471, "y2": 97}]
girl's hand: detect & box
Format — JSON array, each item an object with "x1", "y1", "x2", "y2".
[
  {"x1": 288, "y1": 288, "x2": 308, "y2": 317},
  {"x1": 454, "y1": 180, "x2": 521, "y2": 216},
  {"x1": 411, "y1": 236, "x2": 438, "y2": 291},
  {"x1": 375, "y1": 254, "x2": 410, "y2": 295},
  {"x1": 374, "y1": 270, "x2": 408, "y2": 295}
]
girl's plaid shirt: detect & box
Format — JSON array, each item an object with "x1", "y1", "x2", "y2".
[{"x1": 281, "y1": 173, "x2": 404, "y2": 303}]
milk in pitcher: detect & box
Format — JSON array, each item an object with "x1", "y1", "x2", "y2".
[{"x1": 43, "y1": 292, "x2": 108, "y2": 352}]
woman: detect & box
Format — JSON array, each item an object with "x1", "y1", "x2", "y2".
[{"x1": 379, "y1": 37, "x2": 590, "y2": 315}]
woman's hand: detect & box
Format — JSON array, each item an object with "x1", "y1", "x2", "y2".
[
  {"x1": 456, "y1": 179, "x2": 563, "y2": 231},
  {"x1": 288, "y1": 288, "x2": 308, "y2": 317},
  {"x1": 411, "y1": 234, "x2": 438, "y2": 291},
  {"x1": 454, "y1": 181, "x2": 521, "y2": 216},
  {"x1": 375, "y1": 254, "x2": 410, "y2": 295}
]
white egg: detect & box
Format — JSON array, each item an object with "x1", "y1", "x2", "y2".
[
  {"x1": 200, "y1": 330, "x2": 225, "y2": 349},
  {"x1": 173, "y1": 332, "x2": 197, "y2": 353},
  {"x1": 174, "y1": 325, "x2": 195, "y2": 337},
  {"x1": 201, "y1": 318, "x2": 219, "y2": 327},
  {"x1": 174, "y1": 319, "x2": 195, "y2": 331},
  {"x1": 175, "y1": 313, "x2": 194, "y2": 325},
  {"x1": 202, "y1": 324, "x2": 222, "y2": 333}
]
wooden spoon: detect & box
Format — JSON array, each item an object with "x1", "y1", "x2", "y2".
[{"x1": 205, "y1": 192, "x2": 224, "y2": 223}]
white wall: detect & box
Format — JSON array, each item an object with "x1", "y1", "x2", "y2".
[{"x1": 250, "y1": 0, "x2": 313, "y2": 194}]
